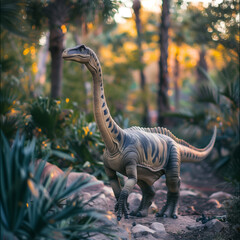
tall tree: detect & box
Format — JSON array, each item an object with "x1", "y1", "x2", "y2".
[
  {"x1": 27, "y1": 0, "x2": 118, "y2": 99},
  {"x1": 157, "y1": 0, "x2": 170, "y2": 126},
  {"x1": 132, "y1": 0, "x2": 149, "y2": 126},
  {"x1": 196, "y1": 45, "x2": 208, "y2": 86}
]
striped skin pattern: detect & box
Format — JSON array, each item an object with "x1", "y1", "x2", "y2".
[{"x1": 62, "y1": 45, "x2": 217, "y2": 221}]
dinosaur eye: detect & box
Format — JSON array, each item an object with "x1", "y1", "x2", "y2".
[{"x1": 79, "y1": 45, "x2": 86, "y2": 52}]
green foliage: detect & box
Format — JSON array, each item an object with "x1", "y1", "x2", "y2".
[
  {"x1": 224, "y1": 196, "x2": 240, "y2": 226},
  {"x1": 0, "y1": 132, "x2": 34, "y2": 235},
  {"x1": 0, "y1": 115, "x2": 20, "y2": 141},
  {"x1": 23, "y1": 96, "x2": 106, "y2": 179},
  {"x1": 0, "y1": 80, "x2": 18, "y2": 115},
  {"x1": 0, "y1": 79, "x2": 24, "y2": 140},
  {"x1": 67, "y1": 114, "x2": 105, "y2": 175},
  {"x1": 0, "y1": 132, "x2": 114, "y2": 239},
  {"x1": 29, "y1": 97, "x2": 63, "y2": 139},
  {"x1": 167, "y1": 62, "x2": 239, "y2": 183},
  {"x1": 0, "y1": 0, "x2": 28, "y2": 37}
]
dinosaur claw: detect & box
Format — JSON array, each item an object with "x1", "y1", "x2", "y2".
[
  {"x1": 136, "y1": 212, "x2": 142, "y2": 217},
  {"x1": 172, "y1": 214, "x2": 178, "y2": 219},
  {"x1": 130, "y1": 211, "x2": 136, "y2": 216},
  {"x1": 163, "y1": 214, "x2": 168, "y2": 218}
]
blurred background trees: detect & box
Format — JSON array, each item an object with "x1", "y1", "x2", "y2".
[
  {"x1": 1, "y1": 0, "x2": 239, "y2": 192},
  {"x1": 1, "y1": 1, "x2": 239, "y2": 238}
]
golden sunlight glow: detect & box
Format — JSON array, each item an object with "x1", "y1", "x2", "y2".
[
  {"x1": 61, "y1": 25, "x2": 67, "y2": 34},
  {"x1": 23, "y1": 48, "x2": 29, "y2": 55},
  {"x1": 27, "y1": 179, "x2": 39, "y2": 197},
  {"x1": 32, "y1": 62, "x2": 38, "y2": 74}
]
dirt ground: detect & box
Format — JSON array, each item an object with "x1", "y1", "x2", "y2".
[{"x1": 122, "y1": 161, "x2": 239, "y2": 240}]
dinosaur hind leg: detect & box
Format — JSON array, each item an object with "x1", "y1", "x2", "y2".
[
  {"x1": 130, "y1": 180, "x2": 155, "y2": 217},
  {"x1": 156, "y1": 146, "x2": 181, "y2": 219}
]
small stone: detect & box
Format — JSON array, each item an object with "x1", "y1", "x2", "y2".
[
  {"x1": 150, "y1": 222, "x2": 166, "y2": 233},
  {"x1": 180, "y1": 190, "x2": 197, "y2": 197},
  {"x1": 36, "y1": 160, "x2": 64, "y2": 184},
  {"x1": 67, "y1": 172, "x2": 104, "y2": 192},
  {"x1": 207, "y1": 199, "x2": 222, "y2": 208},
  {"x1": 102, "y1": 186, "x2": 114, "y2": 197},
  {"x1": 205, "y1": 219, "x2": 226, "y2": 232},
  {"x1": 186, "y1": 225, "x2": 204, "y2": 231},
  {"x1": 209, "y1": 191, "x2": 232, "y2": 201},
  {"x1": 155, "y1": 190, "x2": 167, "y2": 195},
  {"x1": 149, "y1": 202, "x2": 158, "y2": 213},
  {"x1": 132, "y1": 222, "x2": 136, "y2": 226},
  {"x1": 132, "y1": 224, "x2": 156, "y2": 238},
  {"x1": 128, "y1": 192, "x2": 142, "y2": 212}
]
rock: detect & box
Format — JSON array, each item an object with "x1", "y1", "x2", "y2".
[
  {"x1": 36, "y1": 160, "x2": 64, "y2": 184},
  {"x1": 67, "y1": 172, "x2": 104, "y2": 192},
  {"x1": 153, "y1": 179, "x2": 163, "y2": 189},
  {"x1": 180, "y1": 182, "x2": 190, "y2": 190},
  {"x1": 162, "y1": 215, "x2": 202, "y2": 234},
  {"x1": 149, "y1": 202, "x2": 158, "y2": 214},
  {"x1": 90, "y1": 193, "x2": 110, "y2": 211},
  {"x1": 186, "y1": 224, "x2": 204, "y2": 231},
  {"x1": 150, "y1": 222, "x2": 166, "y2": 233},
  {"x1": 207, "y1": 199, "x2": 222, "y2": 208},
  {"x1": 102, "y1": 186, "x2": 114, "y2": 197},
  {"x1": 82, "y1": 192, "x2": 91, "y2": 201},
  {"x1": 209, "y1": 191, "x2": 232, "y2": 201},
  {"x1": 205, "y1": 219, "x2": 226, "y2": 232},
  {"x1": 128, "y1": 193, "x2": 142, "y2": 212},
  {"x1": 132, "y1": 224, "x2": 156, "y2": 238},
  {"x1": 180, "y1": 190, "x2": 198, "y2": 197},
  {"x1": 187, "y1": 219, "x2": 226, "y2": 233},
  {"x1": 155, "y1": 190, "x2": 167, "y2": 196}
]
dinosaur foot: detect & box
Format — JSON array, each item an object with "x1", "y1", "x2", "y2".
[
  {"x1": 130, "y1": 209, "x2": 148, "y2": 218},
  {"x1": 156, "y1": 192, "x2": 179, "y2": 219},
  {"x1": 115, "y1": 190, "x2": 129, "y2": 221}
]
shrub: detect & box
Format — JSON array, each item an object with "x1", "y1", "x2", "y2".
[{"x1": 0, "y1": 132, "x2": 114, "y2": 239}]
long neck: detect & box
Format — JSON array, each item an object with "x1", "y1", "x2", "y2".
[{"x1": 86, "y1": 53, "x2": 124, "y2": 154}]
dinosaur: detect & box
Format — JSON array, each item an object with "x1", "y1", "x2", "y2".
[{"x1": 62, "y1": 45, "x2": 217, "y2": 221}]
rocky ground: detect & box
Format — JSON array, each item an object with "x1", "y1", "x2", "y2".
[{"x1": 42, "y1": 160, "x2": 239, "y2": 240}]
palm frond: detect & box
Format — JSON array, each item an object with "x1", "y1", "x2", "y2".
[
  {"x1": 194, "y1": 84, "x2": 218, "y2": 105},
  {"x1": 0, "y1": 0, "x2": 28, "y2": 37},
  {"x1": 220, "y1": 79, "x2": 239, "y2": 109}
]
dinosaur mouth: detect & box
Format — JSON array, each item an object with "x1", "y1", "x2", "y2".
[{"x1": 62, "y1": 45, "x2": 90, "y2": 62}]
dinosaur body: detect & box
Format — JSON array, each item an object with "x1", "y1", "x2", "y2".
[{"x1": 62, "y1": 45, "x2": 217, "y2": 221}]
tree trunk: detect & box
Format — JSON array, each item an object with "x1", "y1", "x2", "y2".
[
  {"x1": 49, "y1": 27, "x2": 64, "y2": 98},
  {"x1": 157, "y1": 0, "x2": 170, "y2": 126},
  {"x1": 46, "y1": 0, "x2": 68, "y2": 99},
  {"x1": 133, "y1": 0, "x2": 149, "y2": 126},
  {"x1": 196, "y1": 45, "x2": 208, "y2": 86},
  {"x1": 174, "y1": 46, "x2": 180, "y2": 110}
]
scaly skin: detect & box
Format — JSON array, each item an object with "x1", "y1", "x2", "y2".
[{"x1": 62, "y1": 45, "x2": 217, "y2": 221}]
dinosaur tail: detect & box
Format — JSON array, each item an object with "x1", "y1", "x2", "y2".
[{"x1": 180, "y1": 126, "x2": 217, "y2": 162}]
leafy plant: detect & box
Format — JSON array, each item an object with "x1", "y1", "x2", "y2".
[
  {"x1": 29, "y1": 97, "x2": 65, "y2": 139},
  {"x1": 68, "y1": 113, "x2": 106, "y2": 179},
  {"x1": 0, "y1": 132, "x2": 114, "y2": 239},
  {"x1": 224, "y1": 196, "x2": 240, "y2": 226},
  {"x1": 166, "y1": 63, "x2": 239, "y2": 183},
  {"x1": 0, "y1": 80, "x2": 23, "y2": 140}
]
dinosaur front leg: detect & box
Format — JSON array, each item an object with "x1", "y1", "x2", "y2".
[
  {"x1": 116, "y1": 161, "x2": 137, "y2": 221},
  {"x1": 156, "y1": 146, "x2": 181, "y2": 219},
  {"x1": 130, "y1": 180, "x2": 155, "y2": 217},
  {"x1": 104, "y1": 165, "x2": 122, "y2": 201}
]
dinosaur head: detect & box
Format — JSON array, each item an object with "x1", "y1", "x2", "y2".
[
  {"x1": 62, "y1": 45, "x2": 99, "y2": 75},
  {"x1": 62, "y1": 45, "x2": 90, "y2": 63}
]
